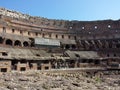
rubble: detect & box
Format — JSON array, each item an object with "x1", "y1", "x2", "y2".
[
  {"x1": 0, "y1": 71, "x2": 119, "y2": 90},
  {"x1": 0, "y1": 7, "x2": 119, "y2": 90}
]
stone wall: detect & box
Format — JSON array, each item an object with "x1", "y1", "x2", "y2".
[
  {"x1": 0, "y1": 60, "x2": 11, "y2": 72},
  {"x1": 69, "y1": 20, "x2": 120, "y2": 31},
  {"x1": 0, "y1": 8, "x2": 68, "y2": 29},
  {"x1": 1, "y1": 8, "x2": 120, "y2": 32}
]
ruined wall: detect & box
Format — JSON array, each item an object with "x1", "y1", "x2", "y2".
[
  {"x1": 0, "y1": 60, "x2": 11, "y2": 72},
  {"x1": 69, "y1": 20, "x2": 120, "y2": 31},
  {"x1": 0, "y1": 8, "x2": 120, "y2": 52},
  {"x1": 0, "y1": 8, "x2": 68, "y2": 29},
  {"x1": 1, "y1": 7, "x2": 120, "y2": 41},
  {"x1": 0, "y1": 8, "x2": 120, "y2": 51},
  {"x1": 0, "y1": 8, "x2": 120, "y2": 72},
  {"x1": 1, "y1": 8, "x2": 120, "y2": 32}
]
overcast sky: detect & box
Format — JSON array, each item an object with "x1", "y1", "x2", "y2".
[{"x1": 0, "y1": 0, "x2": 120, "y2": 21}]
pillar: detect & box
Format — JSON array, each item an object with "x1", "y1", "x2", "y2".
[
  {"x1": 74, "y1": 60, "x2": 78, "y2": 68},
  {"x1": 49, "y1": 61, "x2": 52, "y2": 69},
  {"x1": 12, "y1": 40, "x2": 14, "y2": 47},
  {"x1": 26, "y1": 61, "x2": 30, "y2": 70},
  {"x1": 3, "y1": 38, "x2": 6, "y2": 45},
  {"x1": 17, "y1": 61, "x2": 20, "y2": 71}
]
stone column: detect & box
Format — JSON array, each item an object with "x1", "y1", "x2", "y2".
[
  {"x1": 17, "y1": 61, "x2": 20, "y2": 71},
  {"x1": 32, "y1": 63, "x2": 37, "y2": 70},
  {"x1": 12, "y1": 40, "x2": 14, "y2": 47},
  {"x1": 3, "y1": 38, "x2": 6, "y2": 45},
  {"x1": 21, "y1": 41, "x2": 24, "y2": 47},
  {"x1": 49, "y1": 61, "x2": 52, "y2": 70},
  {"x1": 26, "y1": 62, "x2": 30, "y2": 70},
  {"x1": 74, "y1": 60, "x2": 78, "y2": 68}
]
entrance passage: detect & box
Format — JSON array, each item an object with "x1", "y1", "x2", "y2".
[
  {"x1": 20, "y1": 67, "x2": 26, "y2": 71},
  {"x1": 6, "y1": 39, "x2": 12, "y2": 46},
  {"x1": 14, "y1": 40, "x2": 21, "y2": 46}
]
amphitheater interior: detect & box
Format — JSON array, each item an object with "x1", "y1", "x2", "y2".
[{"x1": 0, "y1": 8, "x2": 119, "y2": 75}]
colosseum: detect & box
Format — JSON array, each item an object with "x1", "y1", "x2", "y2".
[{"x1": 0, "y1": 8, "x2": 119, "y2": 75}]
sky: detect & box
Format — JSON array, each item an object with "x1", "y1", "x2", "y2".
[{"x1": 0, "y1": 0, "x2": 120, "y2": 21}]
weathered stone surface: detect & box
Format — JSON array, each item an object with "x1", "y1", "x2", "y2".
[{"x1": 0, "y1": 71, "x2": 119, "y2": 90}]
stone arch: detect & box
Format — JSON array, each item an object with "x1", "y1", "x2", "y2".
[
  {"x1": 23, "y1": 41, "x2": 29, "y2": 47},
  {"x1": 116, "y1": 43, "x2": 120, "y2": 48},
  {"x1": 0, "y1": 37, "x2": 3, "y2": 44},
  {"x1": 94, "y1": 60, "x2": 100, "y2": 65},
  {"x1": 81, "y1": 59, "x2": 87, "y2": 63},
  {"x1": 107, "y1": 54, "x2": 110, "y2": 57},
  {"x1": 65, "y1": 44, "x2": 70, "y2": 49},
  {"x1": 14, "y1": 40, "x2": 21, "y2": 46},
  {"x1": 6, "y1": 39, "x2": 13, "y2": 46},
  {"x1": 71, "y1": 44, "x2": 76, "y2": 49}
]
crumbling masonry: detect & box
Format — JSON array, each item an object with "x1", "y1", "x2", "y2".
[{"x1": 0, "y1": 8, "x2": 119, "y2": 75}]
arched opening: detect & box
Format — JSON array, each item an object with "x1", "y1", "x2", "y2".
[
  {"x1": 88, "y1": 59, "x2": 93, "y2": 63},
  {"x1": 65, "y1": 44, "x2": 70, "y2": 49},
  {"x1": 0, "y1": 37, "x2": 3, "y2": 44},
  {"x1": 61, "y1": 35, "x2": 64, "y2": 39},
  {"x1": 56, "y1": 35, "x2": 58, "y2": 38},
  {"x1": 72, "y1": 45, "x2": 76, "y2": 49},
  {"x1": 2, "y1": 52, "x2": 8, "y2": 56},
  {"x1": 94, "y1": 60, "x2": 100, "y2": 65},
  {"x1": 81, "y1": 59, "x2": 87, "y2": 63},
  {"x1": 23, "y1": 41, "x2": 29, "y2": 47},
  {"x1": 116, "y1": 44, "x2": 120, "y2": 48},
  {"x1": 108, "y1": 25, "x2": 111, "y2": 28},
  {"x1": 14, "y1": 40, "x2": 21, "y2": 46},
  {"x1": 107, "y1": 54, "x2": 110, "y2": 57},
  {"x1": 6, "y1": 39, "x2": 12, "y2": 46},
  {"x1": 75, "y1": 54, "x2": 80, "y2": 57},
  {"x1": 74, "y1": 36, "x2": 77, "y2": 40},
  {"x1": 94, "y1": 25, "x2": 97, "y2": 29},
  {"x1": 113, "y1": 54, "x2": 117, "y2": 57}
]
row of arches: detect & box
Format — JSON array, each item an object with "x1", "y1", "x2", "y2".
[
  {"x1": 79, "y1": 39, "x2": 120, "y2": 50},
  {"x1": 6, "y1": 39, "x2": 29, "y2": 47},
  {"x1": 72, "y1": 23, "x2": 113, "y2": 30},
  {"x1": 61, "y1": 44, "x2": 77, "y2": 49},
  {"x1": 0, "y1": 38, "x2": 29, "y2": 47}
]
